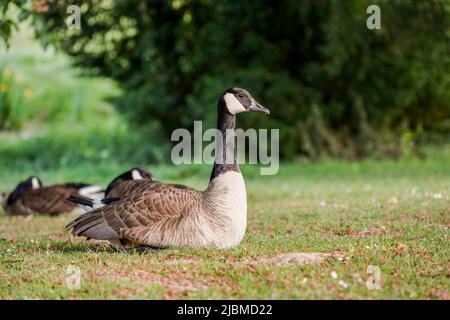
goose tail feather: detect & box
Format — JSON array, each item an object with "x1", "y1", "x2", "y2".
[
  {"x1": 67, "y1": 195, "x2": 120, "y2": 212},
  {"x1": 78, "y1": 185, "x2": 104, "y2": 199},
  {"x1": 65, "y1": 210, "x2": 119, "y2": 240}
]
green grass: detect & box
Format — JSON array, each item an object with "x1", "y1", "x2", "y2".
[{"x1": 0, "y1": 156, "x2": 449, "y2": 299}]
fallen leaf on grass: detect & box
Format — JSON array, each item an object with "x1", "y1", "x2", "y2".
[
  {"x1": 388, "y1": 196, "x2": 399, "y2": 205},
  {"x1": 394, "y1": 242, "x2": 408, "y2": 253},
  {"x1": 428, "y1": 289, "x2": 449, "y2": 300}
]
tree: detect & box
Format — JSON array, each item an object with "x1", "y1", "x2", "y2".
[{"x1": 2, "y1": 0, "x2": 449, "y2": 159}]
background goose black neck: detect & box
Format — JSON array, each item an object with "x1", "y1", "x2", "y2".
[{"x1": 210, "y1": 97, "x2": 240, "y2": 180}]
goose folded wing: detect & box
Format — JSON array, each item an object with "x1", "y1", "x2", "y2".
[
  {"x1": 45, "y1": 189, "x2": 73, "y2": 214},
  {"x1": 106, "y1": 179, "x2": 157, "y2": 198},
  {"x1": 67, "y1": 184, "x2": 201, "y2": 240},
  {"x1": 21, "y1": 188, "x2": 72, "y2": 215}
]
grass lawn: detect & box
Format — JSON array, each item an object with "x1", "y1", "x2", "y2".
[
  {"x1": 1, "y1": 18, "x2": 448, "y2": 301},
  {"x1": 0, "y1": 155, "x2": 449, "y2": 299}
]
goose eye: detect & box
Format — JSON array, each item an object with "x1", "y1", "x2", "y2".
[{"x1": 237, "y1": 93, "x2": 244, "y2": 98}]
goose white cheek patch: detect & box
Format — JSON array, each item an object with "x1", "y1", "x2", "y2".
[
  {"x1": 224, "y1": 93, "x2": 247, "y2": 114},
  {"x1": 131, "y1": 169, "x2": 144, "y2": 180},
  {"x1": 31, "y1": 178, "x2": 40, "y2": 189}
]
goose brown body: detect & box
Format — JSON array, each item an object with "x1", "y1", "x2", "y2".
[
  {"x1": 5, "y1": 182, "x2": 101, "y2": 216},
  {"x1": 67, "y1": 173, "x2": 247, "y2": 248},
  {"x1": 106, "y1": 177, "x2": 156, "y2": 198},
  {"x1": 66, "y1": 88, "x2": 269, "y2": 249}
]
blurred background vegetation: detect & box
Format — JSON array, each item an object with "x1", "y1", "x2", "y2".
[{"x1": 0, "y1": 0, "x2": 449, "y2": 172}]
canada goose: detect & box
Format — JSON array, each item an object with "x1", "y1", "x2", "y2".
[
  {"x1": 105, "y1": 167, "x2": 154, "y2": 198},
  {"x1": 4, "y1": 176, "x2": 102, "y2": 216},
  {"x1": 68, "y1": 167, "x2": 155, "y2": 211},
  {"x1": 66, "y1": 87, "x2": 270, "y2": 250}
]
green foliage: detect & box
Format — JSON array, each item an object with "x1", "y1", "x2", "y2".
[
  {"x1": 2, "y1": 0, "x2": 450, "y2": 159},
  {"x1": 0, "y1": 66, "x2": 35, "y2": 129},
  {"x1": 0, "y1": 0, "x2": 30, "y2": 47},
  {"x1": 1, "y1": 50, "x2": 118, "y2": 125},
  {"x1": 0, "y1": 41, "x2": 166, "y2": 167},
  {"x1": 0, "y1": 122, "x2": 167, "y2": 170}
]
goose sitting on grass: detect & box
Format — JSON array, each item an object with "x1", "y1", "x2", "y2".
[
  {"x1": 3, "y1": 177, "x2": 102, "y2": 216},
  {"x1": 66, "y1": 87, "x2": 270, "y2": 251},
  {"x1": 68, "y1": 167, "x2": 155, "y2": 211},
  {"x1": 104, "y1": 167, "x2": 154, "y2": 198}
]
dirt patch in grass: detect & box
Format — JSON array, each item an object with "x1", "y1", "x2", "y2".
[
  {"x1": 91, "y1": 267, "x2": 232, "y2": 298},
  {"x1": 243, "y1": 252, "x2": 346, "y2": 267}
]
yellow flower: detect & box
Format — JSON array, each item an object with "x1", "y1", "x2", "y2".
[
  {"x1": 2, "y1": 68, "x2": 12, "y2": 79},
  {"x1": 15, "y1": 75, "x2": 23, "y2": 84},
  {"x1": 0, "y1": 83, "x2": 9, "y2": 93},
  {"x1": 23, "y1": 87, "x2": 33, "y2": 98}
]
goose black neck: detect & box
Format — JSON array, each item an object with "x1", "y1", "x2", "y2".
[{"x1": 210, "y1": 98, "x2": 240, "y2": 180}]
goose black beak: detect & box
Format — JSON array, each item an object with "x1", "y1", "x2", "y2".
[{"x1": 249, "y1": 100, "x2": 270, "y2": 114}]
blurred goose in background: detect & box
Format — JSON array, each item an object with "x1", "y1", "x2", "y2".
[
  {"x1": 68, "y1": 167, "x2": 155, "y2": 211},
  {"x1": 3, "y1": 176, "x2": 102, "y2": 216},
  {"x1": 66, "y1": 87, "x2": 270, "y2": 251},
  {"x1": 105, "y1": 167, "x2": 154, "y2": 198}
]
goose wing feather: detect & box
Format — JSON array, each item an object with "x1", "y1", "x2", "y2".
[
  {"x1": 21, "y1": 187, "x2": 76, "y2": 215},
  {"x1": 106, "y1": 179, "x2": 158, "y2": 198},
  {"x1": 66, "y1": 182, "x2": 202, "y2": 242}
]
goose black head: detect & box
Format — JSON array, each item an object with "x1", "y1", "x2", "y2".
[
  {"x1": 6, "y1": 176, "x2": 42, "y2": 205},
  {"x1": 105, "y1": 167, "x2": 154, "y2": 195},
  {"x1": 221, "y1": 87, "x2": 270, "y2": 115}
]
